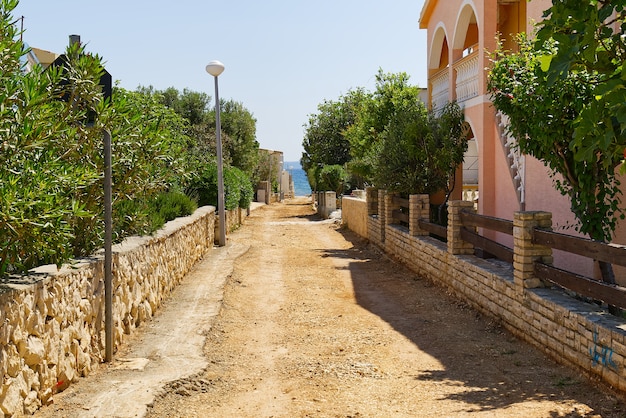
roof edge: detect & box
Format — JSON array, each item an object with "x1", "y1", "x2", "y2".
[{"x1": 419, "y1": 0, "x2": 436, "y2": 29}]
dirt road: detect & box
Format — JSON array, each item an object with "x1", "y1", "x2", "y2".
[{"x1": 37, "y1": 198, "x2": 625, "y2": 417}]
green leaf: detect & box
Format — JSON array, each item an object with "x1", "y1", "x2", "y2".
[{"x1": 538, "y1": 54, "x2": 554, "y2": 72}]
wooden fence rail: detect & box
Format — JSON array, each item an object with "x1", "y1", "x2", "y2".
[
  {"x1": 385, "y1": 198, "x2": 625, "y2": 312},
  {"x1": 460, "y1": 228, "x2": 514, "y2": 263},
  {"x1": 456, "y1": 210, "x2": 626, "y2": 311},
  {"x1": 534, "y1": 263, "x2": 626, "y2": 309},
  {"x1": 533, "y1": 228, "x2": 626, "y2": 267},
  {"x1": 460, "y1": 210, "x2": 513, "y2": 235},
  {"x1": 418, "y1": 219, "x2": 447, "y2": 239}
]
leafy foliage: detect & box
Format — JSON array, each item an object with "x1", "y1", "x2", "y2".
[
  {"x1": 0, "y1": 1, "x2": 102, "y2": 273},
  {"x1": 145, "y1": 86, "x2": 260, "y2": 179},
  {"x1": 307, "y1": 164, "x2": 347, "y2": 196},
  {"x1": 186, "y1": 161, "x2": 253, "y2": 211},
  {"x1": 0, "y1": 1, "x2": 207, "y2": 274},
  {"x1": 301, "y1": 91, "x2": 364, "y2": 170},
  {"x1": 488, "y1": 34, "x2": 623, "y2": 244},
  {"x1": 535, "y1": 0, "x2": 626, "y2": 171},
  {"x1": 153, "y1": 190, "x2": 197, "y2": 223},
  {"x1": 374, "y1": 99, "x2": 466, "y2": 197},
  {"x1": 220, "y1": 100, "x2": 260, "y2": 177},
  {"x1": 301, "y1": 68, "x2": 468, "y2": 198}
]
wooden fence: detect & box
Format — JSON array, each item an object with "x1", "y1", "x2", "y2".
[{"x1": 388, "y1": 194, "x2": 626, "y2": 311}]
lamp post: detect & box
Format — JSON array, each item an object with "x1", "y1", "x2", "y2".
[{"x1": 206, "y1": 60, "x2": 226, "y2": 246}]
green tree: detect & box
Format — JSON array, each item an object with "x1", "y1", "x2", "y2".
[
  {"x1": 488, "y1": 35, "x2": 623, "y2": 289},
  {"x1": 148, "y1": 87, "x2": 259, "y2": 177},
  {"x1": 375, "y1": 102, "x2": 466, "y2": 197},
  {"x1": 535, "y1": 0, "x2": 626, "y2": 169},
  {"x1": 301, "y1": 89, "x2": 366, "y2": 175},
  {"x1": 0, "y1": 0, "x2": 197, "y2": 274},
  {"x1": 219, "y1": 100, "x2": 259, "y2": 177},
  {"x1": 149, "y1": 86, "x2": 210, "y2": 126},
  {"x1": 344, "y1": 70, "x2": 423, "y2": 185},
  {"x1": 101, "y1": 87, "x2": 193, "y2": 246}
]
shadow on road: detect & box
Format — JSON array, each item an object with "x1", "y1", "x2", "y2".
[{"x1": 318, "y1": 227, "x2": 623, "y2": 417}]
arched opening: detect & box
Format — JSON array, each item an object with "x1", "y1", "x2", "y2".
[
  {"x1": 429, "y1": 25, "x2": 451, "y2": 111},
  {"x1": 428, "y1": 25, "x2": 449, "y2": 72},
  {"x1": 497, "y1": 0, "x2": 526, "y2": 52},
  {"x1": 462, "y1": 125, "x2": 479, "y2": 207},
  {"x1": 453, "y1": 3, "x2": 479, "y2": 57},
  {"x1": 452, "y1": 4, "x2": 480, "y2": 103}
]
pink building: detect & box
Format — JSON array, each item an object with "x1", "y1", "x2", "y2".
[{"x1": 419, "y1": 0, "x2": 626, "y2": 285}]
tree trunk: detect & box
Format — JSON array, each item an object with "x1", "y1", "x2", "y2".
[
  {"x1": 599, "y1": 260, "x2": 616, "y2": 285},
  {"x1": 599, "y1": 260, "x2": 621, "y2": 315}
]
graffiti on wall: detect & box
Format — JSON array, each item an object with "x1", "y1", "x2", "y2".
[{"x1": 589, "y1": 328, "x2": 617, "y2": 370}]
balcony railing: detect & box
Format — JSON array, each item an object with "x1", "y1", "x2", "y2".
[
  {"x1": 430, "y1": 67, "x2": 449, "y2": 113},
  {"x1": 454, "y1": 51, "x2": 479, "y2": 103}
]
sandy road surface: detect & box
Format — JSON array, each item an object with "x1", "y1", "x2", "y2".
[{"x1": 37, "y1": 197, "x2": 625, "y2": 417}]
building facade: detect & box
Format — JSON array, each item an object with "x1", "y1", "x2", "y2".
[{"x1": 419, "y1": 0, "x2": 626, "y2": 284}]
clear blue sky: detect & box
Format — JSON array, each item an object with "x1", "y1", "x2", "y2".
[{"x1": 12, "y1": 0, "x2": 428, "y2": 162}]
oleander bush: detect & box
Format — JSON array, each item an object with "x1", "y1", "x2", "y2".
[
  {"x1": 0, "y1": 0, "x2": 256, "y2": 276},
  {"x1": 0, "y1": 1, "x2": 191, "y2": 274}
]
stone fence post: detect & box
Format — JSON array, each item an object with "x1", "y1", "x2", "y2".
[
  {"x1": 378, "y1": 190, "x2": 386, "y2": 224},
  {"x1": 409, "y1": 194, "x2": 430, "y2": 237},
  {"x1": 513, "y1": 211, "x2": 552, "y2": 291},
  {"x1": 384, "y1": 192, "x2": 400, "y2": 226},
  {"x1": 366, "y1": 187, "x2": 378, "y2": 216},
  {"x1": 447, "y1": 200, "x2": 475, "y2": 255}
]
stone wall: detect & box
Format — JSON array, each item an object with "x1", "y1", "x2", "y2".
[
  {"x1": 341, "y1": 196, "x2": 368, "y2": 238},
  {"x1": 315, "y1": 192, "x2": 337, "y2": 219},
  {"x1": 0, "y1": 206, "x2": 216, "y2": 416},
  {"x1": 215, "y1": 207, "x2": 245, "y2": 244},
  {"x1": 344, "y1": 191, "x2": 626, "y2": 395}
]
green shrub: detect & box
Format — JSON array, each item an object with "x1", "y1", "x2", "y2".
[
  {"x1": 154, "y1": 191, "x2": 197, "y2": 222},
  {"x1": 186, "y1": 161, "x2": 253, "y2": 211},
  {"x1": 186, "y1": 162, "x2": 218, "y2": 208}
]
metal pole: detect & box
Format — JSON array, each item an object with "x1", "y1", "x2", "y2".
[
  {"x1": 214, "y1": 76, "x2": 226, "y2": 247},
  {"x1": 104, "y1": 129, "x2": 113, "y2": 362}
]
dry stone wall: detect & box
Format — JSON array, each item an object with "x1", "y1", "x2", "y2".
[{"x1": 0, "y1": 206, "x2": 216, "y2": 416}]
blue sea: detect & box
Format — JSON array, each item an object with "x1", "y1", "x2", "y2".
[{"x1": 285, "y1": 161, "x2": 312, "y2": 196}]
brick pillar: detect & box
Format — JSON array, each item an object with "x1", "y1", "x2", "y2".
[
  {"x1": 384, "y1": 192, "x2": 400, "y2": 226},
  {"x1": 378, "y1": 190, "x2": 387, "y2": 243},
  {"x1": 447, "y1": 200, "x2": 475, "y2": 255},
  {"x1": 377, "y1": 190, "x2": 386, "y2": 223},
  {"x1": 513, "y1": 211, "x2": 552, "y2": 291},
  {"x1": 366, "y1": 187, "x2": 378, "y2": 216},
  {"x1": 409, "y1": 194, "x2": 430, "y2": 237}
]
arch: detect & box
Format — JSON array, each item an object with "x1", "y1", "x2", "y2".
[
  {"x1": 461, "y1": 118, "x2": 479, "y2": 204},
  {"x1": 452, "y1": 1, "x2": 479, "y2": 52},
  {"x1": 428, "y1": 24, "x2": 449, "y2": 70}
]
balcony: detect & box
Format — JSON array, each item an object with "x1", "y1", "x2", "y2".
[
  {"x1": 454, "y1": 51, "x2": 479, "y2": 103},
  {"x1": 430, "y1": 67, "x2": 449, "y2": 113}
]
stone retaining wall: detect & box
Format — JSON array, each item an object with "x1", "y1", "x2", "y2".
[
  {"x1": 343, "y1": 191, "x2": 626, "y2": 395},
  {"x1": 340, "y1": 196, "x2": 368, "y2": 238},
  {"x1": 0, "y1": 206, "x2": 217, "y2": 416}
]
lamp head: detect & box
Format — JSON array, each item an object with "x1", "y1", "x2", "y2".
[{"x1": 206, "y1": 60, "x2": 225, "y2": 77}]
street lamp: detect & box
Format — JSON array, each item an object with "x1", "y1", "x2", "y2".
[{"x1": 206, "y1": 60, "x2": 226, "y2": 247}]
